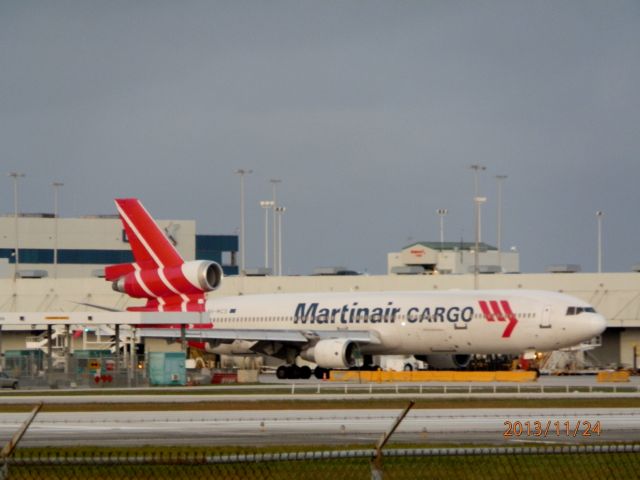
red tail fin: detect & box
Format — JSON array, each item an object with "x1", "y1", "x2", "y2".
[
  {"x1": 104, "y1": 198, "x2": 223, "y2": 312},
  {"x1": 115, "y1": 198, "x2": 183, "y2": 268}
]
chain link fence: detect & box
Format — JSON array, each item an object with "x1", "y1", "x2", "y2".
[
  {"x1": 4, "y1": 352, "x2": 148, "y2": 390},
  {"x1": 3, "y1": 444, "x2": 639, "y2": 479}
]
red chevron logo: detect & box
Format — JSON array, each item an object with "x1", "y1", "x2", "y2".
[{"x1": 478, "y1": 300, "x2": 518, "y2": 338}]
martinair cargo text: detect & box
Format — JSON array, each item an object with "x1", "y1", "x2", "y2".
[{"x1": 107, "y1": 199, "x2": 606, "y2": 379}]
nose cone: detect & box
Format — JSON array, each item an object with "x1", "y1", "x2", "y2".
[{"x1": 587, "y1": 313, "x2": 607, "y2": 337}]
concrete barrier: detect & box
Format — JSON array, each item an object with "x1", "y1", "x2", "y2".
[
  {"x1": 596, "y1": 370, "x2": 630, "y2": 383},
  {"x1": 330, "y1": 370, "x2": 537, "y2": 382}
]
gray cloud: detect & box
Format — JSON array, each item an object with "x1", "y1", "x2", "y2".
[{"x1": 1, "y1": 1, "x2": 639, "y2": 274}]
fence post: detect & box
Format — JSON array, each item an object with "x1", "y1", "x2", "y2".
[
  {"x1": 0, "y1": 403, "x2": 42, "y2": 480},
  {"x1": 371, "y1": 400, "x2": 415, "y2": 479}
]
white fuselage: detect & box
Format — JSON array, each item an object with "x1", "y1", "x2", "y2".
[{"x1": 205, "y1": 290, "x2": 606, "y2": 356}]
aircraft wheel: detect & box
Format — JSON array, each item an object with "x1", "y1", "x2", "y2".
[
  {"x1": 287, "y1": 365, "x2": 301, "y2": 380},
  {"x1": 276, "y1": 365, "x2": 288, "y2": 380},
  {"x1": 299, "y1": 366, "x2": 312, "y2": 379}
]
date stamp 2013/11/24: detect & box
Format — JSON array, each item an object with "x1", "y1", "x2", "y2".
[{"x1": 503, "y1": 420, "x2": 601, "y2": 438}]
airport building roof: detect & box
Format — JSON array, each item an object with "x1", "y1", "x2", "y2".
[
  {"x1": 402, "y1": 241, "x2": 497, "y2": 252},
  {"x1": 390, "y1": 241, "x2": 518, "y2": 275}
]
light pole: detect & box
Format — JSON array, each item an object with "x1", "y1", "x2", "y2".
[
  {"x1": 52, "y1": 182, "x2": 64, "y2": 278},
  {"x1": 474, "y1": 196, "x2": 487, "y2": 289},
  {"x1": 596, "y1": 210, "x2": 604, "y2": 273},
  {"x1": 469, "y1": 165, "x2": 486, "y2": 243},
  {"x1": 276, "y1": 206, "x2": 286, "y2": 276},
  {"x1": 469, "y1": 164, "x2": 486, "y2": 197},
  {"x1": 495, "y1": 175, "x2": 507, "y2": 270},
  {"x1": 495, "y1": 175, "x2": 507, "y2": 252},
  {"x1": 270, "y1": 179, "x2": 281, "y2": 275},
  {"x1": 234, "y1": 169, "x2": 252, "y2": 275},
  {"x1": 260, "y1": 200, "x2": 274, "y2": 271},
  {"x1": 436, "y1": 208, "x2": 448, "y2": 249},
  {"x1": 8, "y1": 172, "x2": 25, "y2": 280}
]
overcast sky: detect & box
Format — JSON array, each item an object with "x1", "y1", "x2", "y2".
[{"x1": 1, "y1": 1, "x2": 639, "y2": 274}]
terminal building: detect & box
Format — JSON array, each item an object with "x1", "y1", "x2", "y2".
[
  {"x1": 1, "y1": 212, "x2": 640, "y2": 383},
  {"x1": 0, "y1": 214, "x2": 238, "y2": 279}
]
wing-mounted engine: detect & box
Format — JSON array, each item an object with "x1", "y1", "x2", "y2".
[
  {"x1": 300, "y1": 338, "x2": 356, "y2": 369},
  {"x1": 415, "y1": 354, "x2": 471, "y2": 370}
]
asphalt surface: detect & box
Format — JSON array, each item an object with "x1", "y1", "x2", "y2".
[
  {"x1": 1, "y1": 408, "x2": 638, "y2": 447},
  {"x1": 1, "y1": 376, "x2": 638, "y2": 447}
]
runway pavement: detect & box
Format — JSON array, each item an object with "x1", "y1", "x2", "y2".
[{"x1": 1, "y1": 408, "x2": 638, "y2": 447}]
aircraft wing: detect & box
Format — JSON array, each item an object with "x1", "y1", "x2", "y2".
[{"x1": 138, "y1": 328, "x2": 381, "y2": 344}]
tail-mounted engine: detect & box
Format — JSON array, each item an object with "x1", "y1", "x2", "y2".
[{"x1": 108, "y1": 260, "x2": 223, "y2": 311}]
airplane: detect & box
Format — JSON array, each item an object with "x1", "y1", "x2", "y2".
[{"x1": 106, "y1": 198, "x2": 607, "y2": 379}]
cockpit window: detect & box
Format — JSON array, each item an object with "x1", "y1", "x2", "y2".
[{"x1": 566, "y1": 306, "x2": 596, "y2": 315}]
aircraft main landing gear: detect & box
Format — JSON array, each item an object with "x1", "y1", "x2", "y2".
[{"x1": 276, "y1": 364, "x2": 312, "y2": 380}]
